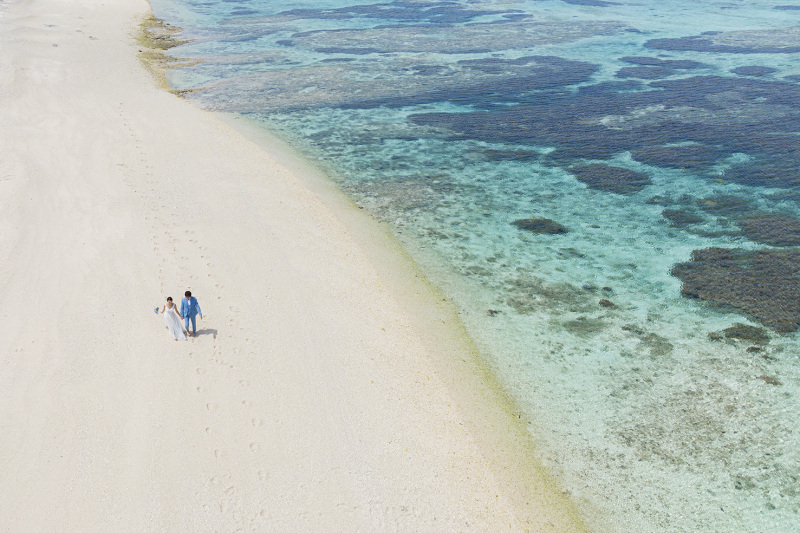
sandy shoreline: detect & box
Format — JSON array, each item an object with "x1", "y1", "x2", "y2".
[{"x1": 0, "y1": 0, "x2": 587, "y2": 530}]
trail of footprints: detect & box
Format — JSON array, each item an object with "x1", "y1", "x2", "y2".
[{"x1": 117, "y1": 105, "x2": 270, "y2": 527}]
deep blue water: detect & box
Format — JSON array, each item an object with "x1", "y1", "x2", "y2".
[{"x1": 149, "y1": 1, "x2": 800, "y2": 530}]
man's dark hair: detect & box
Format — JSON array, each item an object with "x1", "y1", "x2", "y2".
[{"x1": 185, "y1": 291, "x2": 192, "y2": 297}]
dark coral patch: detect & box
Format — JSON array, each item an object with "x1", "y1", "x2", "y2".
[
  {"x1": 671, "y1": 247, "x2": 800, "y2": 332},
  {"x1": 697, "y1": 195, "x2": 754, "y2": 217},
  {"x1": 731, "y1": 65, "x2": 777, "y2": 77},
  {"x1": 512, "y1": 217, "x2": 569, "y2": 234},
  {"x1": 276, "y1": 1, "x2": 512, "y2": 24},
  {"x1": 737, "y1": 214, "x2": 800, "y2": 246},
  {"x1": 723, "y1": 158, "x2": 800, "y2": 189},
  {"x1": 313, "y1": 46, "x2": 383, "y2": 55},
  {"x1": 662, "y1": 208, "x2": 704, "y2": 227},
  {"x1": 615, "y1": 66, "x2": 675, "y2": 79},
  {"x1": 620, "y1": 56, "x2": 707, "y2": 69},
  {"x1": 722, "y1": 323, "x2": 770, "y2": 344},
  {"x1": 631, "y1": 144, "x2": 723, "y2": 171},
  {"x1": 646, "y1": 28, "x2": 800, "y2": 54},
  {"x1": 569, "y1": 164, "x2": 651, "y2": 195},
  {"x1": 408, "y1": 75, "x2": 800, "y2": 191}
]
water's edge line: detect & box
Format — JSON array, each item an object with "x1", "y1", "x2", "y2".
[
  {"x1": 218, "y1": 109, "x2": 603, "y2": 526},
  {"x1": 136, "y1": 6, "x2": 595, "y2": 531}
]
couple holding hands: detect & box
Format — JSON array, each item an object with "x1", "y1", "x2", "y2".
[{"x1": 160, "y1": 291, "x2": 203, "y2": 341}]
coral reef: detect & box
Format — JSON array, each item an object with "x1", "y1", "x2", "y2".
[
  {"x1": 569, "y1": 164, "x2": 651, "y2": 195},
  {"x1": 511, "y1": 217, "x2": 569, "y2": 234},
  {"x1": 672, "y1": 247, "x2": 800, "y2": 332},
  {"x1": 737, "y1": 214, "x2": 800, "y2": 246}
]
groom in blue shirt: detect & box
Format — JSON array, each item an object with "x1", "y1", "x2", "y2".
[{"x1": 180, "y1": 290, "x2": 203, "y2": 337}]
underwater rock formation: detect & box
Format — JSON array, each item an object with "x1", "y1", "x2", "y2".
[
  {"x1": 671, "y1": 247, "x2": 800, "y2": 333},
  {"x1": 615, "y1": 66, "x2": 675, "y2": 79},
  {"x1": 722, "y1": 323, "x2": 770, "y2": 344},
  {"x1": 620, "y1": 56, "x2": 707, "y2": 69},
  {"x1": 274, "y1": 1, "x2": 511, "y2": 24},
  {"x1": 737, "y1": 214, "x2": 800, "y2": 246},
  {"x1": 646, "y1": 27, "x2": 800, "y2": 53},
  {"x1": 732, "y1": 65, "x2": 777, "y2": 77},
  {"x1": 569, "y1": 164, "x2": 651, "y2": 195},
  {"x1": 631, "y1": 144, "x2": 723, "y2": 171},
  {"x1": 410, "y1": 75, "x2": 800, "y2": 191},
  {"x1": 662, "y1": 208, "x2": 704, "y2": 227},
  {"x1": 697, "y1": 195, "x2": 754, "y2": 217},
  {"x1": 512, "y1": 217, "x2": 569, "y2": 234}
]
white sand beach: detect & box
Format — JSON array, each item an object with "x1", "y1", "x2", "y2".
[{"x1": 0, "y1": 0, "x2": 588, "y2": 530}]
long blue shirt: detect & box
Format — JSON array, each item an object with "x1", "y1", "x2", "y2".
[{"x1": 180, "y1": 296, "x2": 201, "y2": 318}]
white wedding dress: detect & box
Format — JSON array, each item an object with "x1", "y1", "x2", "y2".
[{"x1": 164, "y1": 304, "x2": 186, "y2": 341}]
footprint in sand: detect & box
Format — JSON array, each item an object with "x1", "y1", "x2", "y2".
[
  {"x1": 257, "y1": 471, "x2": 269, "y2": 482},
  {"x1": 196, "y1": 368, "x2": 205, "y2": 375},
  {"x1": 249, "y1": 442, "x2": 259, "y2": 452},
  {"x1": 251, "y1": 418, "x2": 262, "y2": 427},
  {"x1": 239, "y1": 380, "x2": 248, "y2": 387}
]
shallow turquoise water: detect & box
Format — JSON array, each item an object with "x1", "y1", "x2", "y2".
[{"x1": 150, "y1": 0, "x2": 800, "y2": 530}]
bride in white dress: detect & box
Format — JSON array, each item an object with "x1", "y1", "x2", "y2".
[{"x1": 161, "y1": 297, "x2": 187, "y2": 341}]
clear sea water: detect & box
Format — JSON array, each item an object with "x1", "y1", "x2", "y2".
[{"x1": 148, "y1": 0, "x2": 800, "y2": 530}]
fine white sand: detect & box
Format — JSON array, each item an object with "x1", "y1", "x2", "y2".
[{"x1": 0, "y1": 0, "x2": 588, "y2": 530}]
